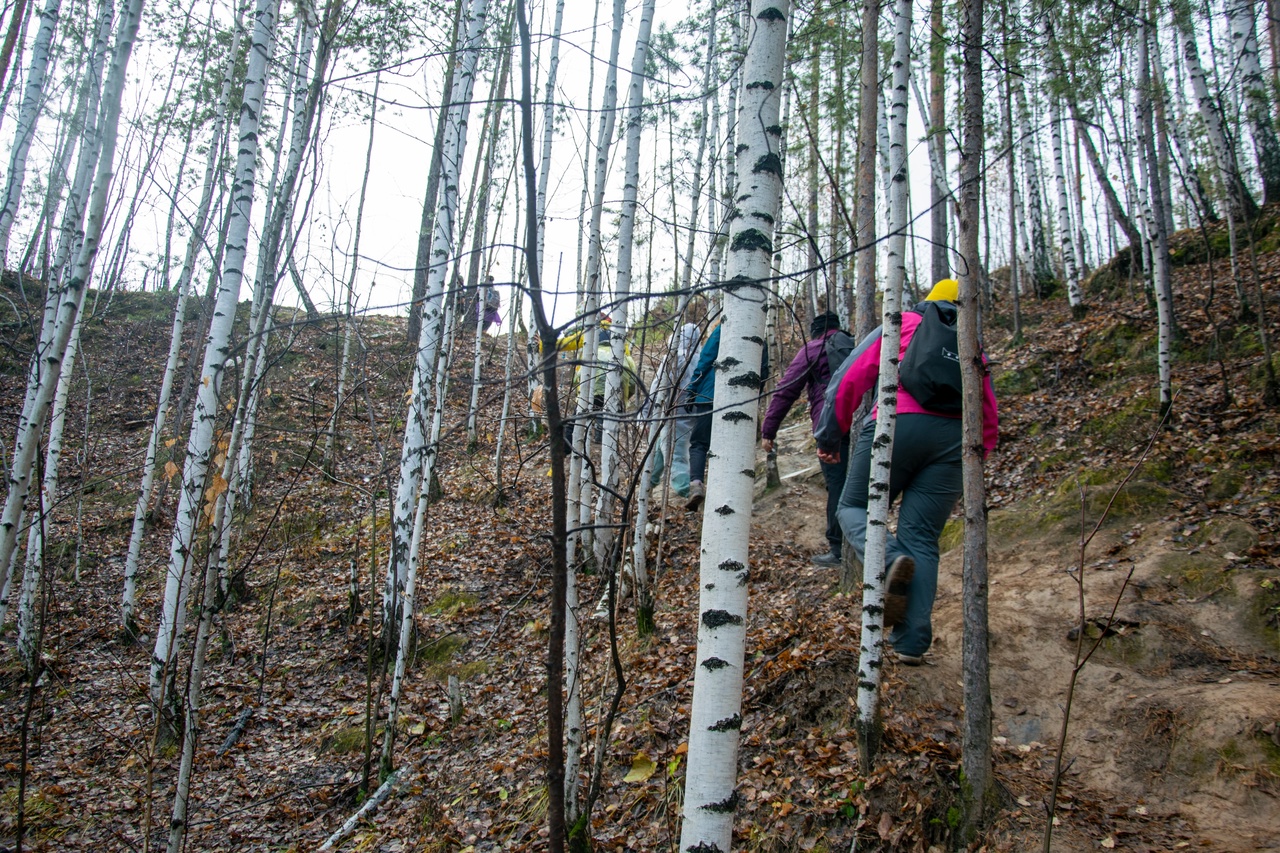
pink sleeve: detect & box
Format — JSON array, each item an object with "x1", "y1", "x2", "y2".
[
  {"x1": 834, "y1": 337, "x2": 882, "y2": 434},
  {"x1": 981, "y1": 370, "x2": 999, "y2": 454}
]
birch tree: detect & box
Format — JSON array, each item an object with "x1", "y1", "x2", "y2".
[
  {"x1": 679, "y1": 2, "x2": 789, "y2": 849},
  {"x1": 1225, "y1": 0, "x2": 1280, "y2": 205},
  {"x1": 381, "y1": 0, "x2": 487, "y2": 661},
  {"x1": 122, "y1": 11, "x2": 239, "y2": 633},
  {"x1": 151, "y1": 0, "x2": 278, "y2": 715},
  {"x1": 1137, "y1": 9, "x2": 1173, "y2": 417},
  {"x1": 0, "y1": 0, "x2": 62, "y2": 266},
  {"x1": 1049, "y1": 91, "x2": 1082, "y2": 313},
  {"x1": 0, "y1": 0, "x2": 145, "y2": 619}
]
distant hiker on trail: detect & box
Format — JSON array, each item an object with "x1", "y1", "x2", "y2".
[
  {"x1": 684, "y1": 317, "x2": 768, "y2": 511},
  {"x1": 478, "y1": 276, "x2": 501, "y2": 334},
  {"x1": 815, "y1": 279, "x2": 999, "y2": 666},
  {"x1": 648, "y1": 304, "x2": 705, "y2": 498},
  {"x1": 760, "y1": 310, "x2": 847, "y2": 567},
  {"x1": 683, "y1": 320, "x2": 721, "y2": 511}
]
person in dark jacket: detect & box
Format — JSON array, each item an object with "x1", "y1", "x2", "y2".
[
  {"x1": 816, "y1": 279, "x2": 998, "y2": 666},
  {"x1": 683, "y1": 317, "x2": 768, "y2": 511},
  {"x1": 760, "y1": 311, "x2": 846, "y2": 565},
  {"x1": 682, "y1": 322, "x2": 721, "y2": 510}
]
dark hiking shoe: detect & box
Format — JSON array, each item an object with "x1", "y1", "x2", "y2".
[
  {"x1": 686, "y1": 480, "x2": 705, "y2": 511},
  {"x1": 810, "y1": 552, "x2": 841, "y2": 567},
  {"x1": 883, "y1": 555, "x2": 915, "y2": 627}
]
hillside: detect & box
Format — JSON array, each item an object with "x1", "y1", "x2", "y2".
[{"x1": 0, "y1": 235, "x2": 1277, "y2": 852}]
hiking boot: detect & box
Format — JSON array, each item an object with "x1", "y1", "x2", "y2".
[
  {"x1": 895, "y1": 651, "x2": 924, "y2": 666},
  {"x1": 883, "y1": 555, "x2": 915, "y2": 627},
  {"x1": 810, "y1": 551, "x2": 841, "y2": 567},
  {"x1": 686, "y1": 480, "x2": 705, "y2": 510}
]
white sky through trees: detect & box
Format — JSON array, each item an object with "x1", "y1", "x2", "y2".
[{"x1": 1, "y1": 0, "x2": 1268, "y2": 333}]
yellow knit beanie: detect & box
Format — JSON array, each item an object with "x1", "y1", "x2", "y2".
[{"x1": 925, "y1": 278, "x2": 959, "y2": 301}]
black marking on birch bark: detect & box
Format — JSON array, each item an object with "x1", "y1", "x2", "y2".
[
  {"x1": 686, "y1": 841, "x2": 725, "y2": 852},
  {"x1": 736, "y1": 143, "x2": 749, "y2": 156},
  {"x1": 750, "y1": 211, "x2": 775, "y2": 226},
  {"x1": 765, "y1": 124, "x2": 783, "y2": 138},
  {"x1": 702, "y1": 609, "x2": 742, "y2": 629},
  {"x1": 737, "y1": 571, "x2": 749, "y2": 586},
  {"x1": 714, "y1": 504, "x2": 734, "y2": 516},
  {"x1": 728, "y1": 371, "x2": 766, "y2": 391},
  {"x1": 756, "y1": 5, "x2": 786, "y2": 22},
  {"x1": 708, "y1": 713, "x2": 742, "y2": 732},
  {"x1": 718, "y1": 356, "x2": 742, "y2": 370},
  {"x1": 746, "y1": 80, "x2": 776, "y2": 92},
  {"x1": 739, "y1": 468, "x2": 755, "y2": 478},
  {"x1": 744, "y1": 334, "x2": 765, "y2": 346},
  {"x1": 702, "y1": 791, "x2": 741, "y2": 813},
  {"x1": 719, "y1": 558, "x2": 744, "y2": 572},
  {"x1": 724, "y1": 274, "x2": 753, "y2": 290},
  {"x1": 753, "y1": 152, "x2": 783, "y2": 178},
  {"x1": 704, "y1": 582, "x2": 715, "y2": 590},
  {"x1": 702, "y1": 656, "x2": 730, "y2": 670},
  {"x1": 730, "y1": 228, "x2": 772, "y2": 254},
  {"x1": 722, "y1": 411, "x2": 751, "y2": 424}
]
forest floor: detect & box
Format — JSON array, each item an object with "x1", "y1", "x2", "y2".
[{"x1": 0, "y1": 219, "x2": 1278, "y2": 852}]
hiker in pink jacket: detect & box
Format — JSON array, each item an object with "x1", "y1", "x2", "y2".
[{"x1": 816, "y1": 279, "x2": 998, "y2": 665}]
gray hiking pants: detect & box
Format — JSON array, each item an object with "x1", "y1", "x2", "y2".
[{"x1": 837, "y1": 414, "x2": 963, "y2": 657}]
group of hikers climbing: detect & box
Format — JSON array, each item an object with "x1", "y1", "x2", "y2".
[{"x1": 545, "y1": 278, "x2": 999, "y2": 666}]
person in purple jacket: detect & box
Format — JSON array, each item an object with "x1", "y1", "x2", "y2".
[{"x1": 760, "y1": 311, "x2": 846, "y2": 566}]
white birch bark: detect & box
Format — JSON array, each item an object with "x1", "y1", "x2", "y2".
[
  {"x1": 1049, "y1": 93, "x2": 1081, "y2": 309},
  {"x1": 122, "y1": 14, "x2": 238, "y2": 632},
  {"x1": 854, "y1": 0, "x2": 911, "y2": 771},
  {"x1": 0, "y1": 0, "x2": 110, "y2": 626},
  {"x1": 383, "y1": 0, "x2": 489, "y2": 634},
  {"x1": 151, "y1": 0, "x2": 278, "y2": 710},
  {"x1": 0, "y1": 0, "x2": 62, "y2": 266},
  {"x1": 0, "y1": 0, "x2": 145, "y2": 618},
  {"x1": 16, "y1": 281, "x2": 88, "y2": 667},
  {"x1": 680, "y1": 3, "x2": 716, "y2": 299},
  {"x1": 592, "y1": 0, "x2": 654, "y2": 598},
  {"x1": 323, "y1": 70, "x2": 380, "y2": 474},
  {"x1": 1016, "y1": 77, "x2": 1051, "y2": 285},
  {"x1": 679, "y1": 3, "x2": 789, "y2": 849},
  {"x1": 528, "y1": 0, "x2": 564, "y2": 433},
  {"x1": 1226, "y1": 0, "x2": 1280, "y2": 204},
  {"x1": 165, "y1": 508, "x2": 221, "y2": 853},
  {"x1": 1137, "y1": 12, "x2": 1173, "y2": 416},
  {"x1": 561, "y1": 0, "x2": 624, "y2": 822}
]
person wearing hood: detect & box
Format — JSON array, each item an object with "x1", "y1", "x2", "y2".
[
  {"x1": 760, "y1": 310, "x2": 847, "y2": 566},
  {"x1": 815, "y1": 279, "x2": 998, "y2": 666}
]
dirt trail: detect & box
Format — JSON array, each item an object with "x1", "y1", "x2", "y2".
[{"x1": 757, "y1": 419, "x2": 1280, "y2": 851}]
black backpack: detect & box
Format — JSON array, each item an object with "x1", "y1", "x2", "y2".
[
  {"x1": 899, "y1": 301, "x2": 964, "y2": 415},
  {"x1": 824, "y1": 330, "x2": 857, "y2": 378}
]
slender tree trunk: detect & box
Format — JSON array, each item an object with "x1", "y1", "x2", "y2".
[
  {"x1": 0, "y1": 0, "x2": 146, "y2": 623},
  {"x1": 854, "y1": 0, "x2": 880, "y2": 341},
  {"x1": 151, "y1": 0, "x2": 278, "y2": 716},
  {"x1": 1227, "y1": 0, "x2": 1280, "y2": 204},
  {"x1": 1049, "y1": 91, "x2": 1082, "y2": 312},
  {"x1": 679, "y1": 3, "x2": 789, "y2": 849},
  {"x1": 516, "y1": 7, "x2": 572, "y2": 846},
  {"x1": 407, "y1": 0, "x2": 464, "y2": 344},
  {"x1": 1138, "y1": 12, "x2": 1173, "y2": 417},
  {"x1": 929, "y1": 0, "x2": 948, "y2": 283},
  {"x1": 854, "y1": 0, "x2": 910, "y2": 774},
  {"x1": 0, "y1": 0, "x2": 62, "y2": 266},
  {"x1": 381, "y1": 0, "x2": 487, "y2": 669},
  {"x1": 122, "y1": 14, "x2": 238, "y2": 632},
  {"x1": 957, "y1": 0, "x2": 992, "y2": 836}
]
